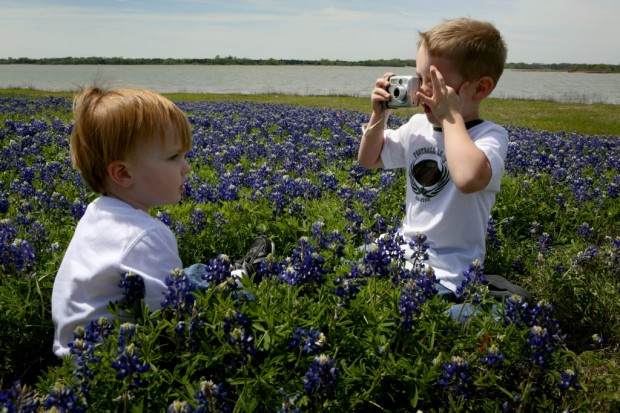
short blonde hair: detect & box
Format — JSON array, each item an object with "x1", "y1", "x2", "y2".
[
  {"x1": 70, "y1": 87, "x2": 192, "y2": 194},
  {"x1": 418, "y1": 18, "x2": 507, "y2": 88}
]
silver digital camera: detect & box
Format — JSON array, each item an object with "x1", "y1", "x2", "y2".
[{"x1": 386, "y1": 75, "x2": 420, "y2": 108}]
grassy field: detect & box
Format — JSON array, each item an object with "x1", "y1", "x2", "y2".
[
  {"x1": 2, "y1": 88, "x2": 619, "y2": 136},
  {"x1": 0, "y1": 89, "x2": 618, "y2": 411}
]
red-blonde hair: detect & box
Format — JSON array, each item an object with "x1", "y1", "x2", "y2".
[{"x1": 70, "y1": 87, "x2": 191, "y2": 194}]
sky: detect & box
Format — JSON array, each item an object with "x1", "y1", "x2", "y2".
[{"x1": 1, "y1": 0, "x2": 619, "y2": 65}]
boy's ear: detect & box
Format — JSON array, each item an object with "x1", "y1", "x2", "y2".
[
  {"x1": 107, "y1": 160, "x2": 133, "y2": 188},
  {"x1": 473, "y1": 76, "x2": 494, "y2": 101}
]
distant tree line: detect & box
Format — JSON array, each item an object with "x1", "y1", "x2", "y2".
[
  {"x1": 506, "y1": 62, "x2": 619, "y2": 73},
  {"x1": 0, "y1": 56, "x2": 618, "y2": 72},
  {"x1": 0, "y1": 56, "x2": 416, "y2": 67}
]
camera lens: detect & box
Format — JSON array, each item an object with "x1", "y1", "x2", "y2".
[{"x1": 393, "y1": 86, "x2": 407, "y2": 102}]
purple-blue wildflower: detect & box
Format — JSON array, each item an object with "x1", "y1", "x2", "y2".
[
  {"x1": 43, "y1": 383, "x2": 86, "y2": 413},
  {"x1": 223, "y1": 309, "x2": 257, "y2": 362},
  {"x1": 399, "y1": 267, "x2": 438, "y2": 332},
  {"x1": 456, "y1": 260, "x2": 488, "y2": 304},
  {"x1": 118, "y1": 272, "x2": 145, "y2": 308},
  {"x1": 302, "y1": 354, "x2": 338, "y2": 404},
  {"x1": 438, "y1": 356, "x2": 473, "y2": 399},
  {"x1": 572, "y1": 245, "x2": 599, "y2": 266},
  {"x1": 259, "y1": 237, "x2": 328, "y2": 286},
  {"x1": 277, "y1": 389, "x2": 301, "y2": 413},
  {"x1": 0, "y1": 381, "x2": 40, "y2": 413},
  {"x1": 162, "y1": 268, "x2": 199, "y2": 313},
  {"x1": 111, "y1": 322, "x2": 150, "y2": 389},
  {"x1": 557, "y1": 369, "x2": 582, "y2": 392},
  {"x1": 290, "y1": 327, "x2": 326, "y2": 355},
  {"x1": 480, "y1": 344, "x2": 505, "y2": 365},
  {"x1": 167, "y1": 400, "x2": 195, "y2": 413},
  {"x1": 193, "y1": 379, "x2": 231, "y2": 413}
]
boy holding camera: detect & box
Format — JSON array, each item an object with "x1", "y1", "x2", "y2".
[{"x1": 359, "y1": 18, "x2": 524, "y2": 306}]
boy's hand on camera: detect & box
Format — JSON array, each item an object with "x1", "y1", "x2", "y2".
[{"x1": 371, "y1": 72, "x2": 394, "y2": 115}]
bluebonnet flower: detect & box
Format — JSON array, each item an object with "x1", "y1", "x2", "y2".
[
  {"x1": 379, "y1": 170, "x2": 398, "y2": 190},
  {"x1": 557, "y1": 369, "x2": 582, "y2": 392},
  {"x1": 403, "y1": 232, "x2": 429, "y2": 270},
  {"x1": 162, "y1": 268, "x2": 199, "y2": 314},
  {"x1": 261, "y1": 237, "x2": 328, "y2": 286},
  {"x1": 172, "y1": 220, "x2": 188, "y2": 239},
  {"x1": 331, "y1": 264, "x2": 368, "y2": 307},
  {"x1": 608, "y1": 179, "x2": 619, "y2": 199},
  {"x1": 290, "y1": 327, "x2": 326, "y2": 355},
  {"x1": 69, "y1": 199, "x2": 87, "y2": 220},
  {"x1": 302, "y1": 354, "x2": 338, "y2": 405},
  {"x1": 202, "y1": 254, "x2": 234, "y2": 286},
  {"x1": 349, "y1": 162, "x2": 370, "y2": 183},
  {"x1": 219, "y1": 183, "x2": 239, "y2": 201},
  {"x1": 456, "y1": 260, "x2": 488, "y2": 304},
  {"x1": 537, "y1": 232, "x2": 553, "y2": 256},
  {"x1": 369, "y1": 213, "x2": 389, "y2": 238},
  {"x1": 0, "y1": 193, "x2": 9, "y2": 214},
  {"x1": 318, "y1": 171, "x2": 339, "y2": 192},
  {"x1": 576, "y1": 222, "x2": 595, "y2": 241},
  {"x1": 438, "y1": 356, "x2": 473, "y2": 399},
  {"x1": 277, "y1": 389, "x2": 301, "y2": 413},
  {"x1": 156, "y1": 210, "x2": 172, "y2": 227},
  {"x1": 486, "y1": 216, "x2": 500, "y2": 251},
  {"x1": 503, "y1": 294, "x2": 562, "y2": 360},
  {"x1": 111, "y1": 324, "x2": 150, "y2": 389},
  {"x1": 311, "y1": 222, "x2": 346, "y2": 259},
  {"x1": 189, "y1": 207, "x2": 206, "y2": 234},
  {"x1": 43, "y1": 383, "x2": 86, "y2": 413},
  {"x1": 480, "y1": 344, "x2": 505, "y2": 365},
  {"x1": 193, "y1": 379, "x2": 230, "y2": 413},
  {"x1": 69, "y1": 319, "x2": 114, "y2": 395},
  {"x1": 336, "y1": 185, "x2": 353, "y2": 203},
  {"x1": 8, "y1": 238, "x2": 36, "y2": 272},
  {"x1": 399, "y1": 267, "x2": 438, "y2": 332},
  {"x1": 527, "y1": 325, "x2": 555, "y2": 366},
  {"x1": 0, "y1": 381, "x2": 40, "y2": 413},
  {"x1": 167, "y1": 400, "x2": 195, "y2": 413},
  {"x1": 223, "y1": 309, "x2": 257, "y2": 362},
  {"x1": 118, "y1": 272, "x2": 145, "y2": 309},
  {"x1": 572, "y1": 245, "x2": 599, "y2": 266},
  {"x1": 358, "y1": 231, "x2": 406, "y2": 283}
]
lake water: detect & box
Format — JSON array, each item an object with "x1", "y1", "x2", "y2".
[{"x1": 0, "y1": 64, "x2": 618, "y2": 104}]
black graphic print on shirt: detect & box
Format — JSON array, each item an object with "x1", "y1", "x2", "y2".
[{"x1": 408, "y1": 146, "x2": 450, "y2": 201}]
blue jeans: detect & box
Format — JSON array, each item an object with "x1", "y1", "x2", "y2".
[{"x1": 436, "y1": 283, "x2": 500, "y2": 323}]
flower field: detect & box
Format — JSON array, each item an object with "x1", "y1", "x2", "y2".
[{"x1": 0, "y1": 94, "x2": 619, "y2": 412}]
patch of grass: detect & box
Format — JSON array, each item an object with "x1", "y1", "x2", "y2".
[{"x1": 481, "y1": 98, "x2": 620, "y2": 136}]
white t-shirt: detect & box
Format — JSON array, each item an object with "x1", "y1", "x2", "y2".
[
  {"x1": 52, "y1": 196, "x2": 182, "y2": 356},
  {"x1": 381, "y1": 114, "x2": 508, "y2": 293}
]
